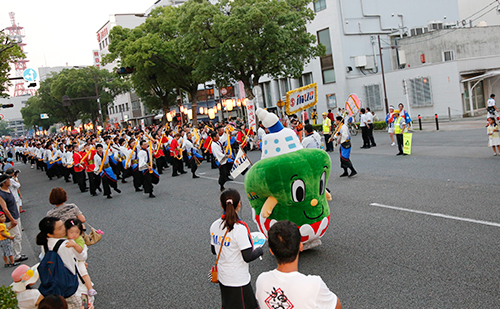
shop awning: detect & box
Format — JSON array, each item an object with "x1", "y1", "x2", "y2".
[{"x1": 461, "y1": 70, "x2": 500, "y2": 83}]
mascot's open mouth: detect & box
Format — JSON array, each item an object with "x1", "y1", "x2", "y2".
[{"x1": 303, "y1": 204, "x2": 324, "y2": 220}]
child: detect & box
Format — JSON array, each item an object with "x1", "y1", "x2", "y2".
[
  {"x1": 487, "y1": 117, "x2": 500, "y2": 156},
  {"x1": 255, "y1": 220, "x2": 341, "y2": 309},
  {"x1": 0, "y1": 211, "x2": 18, "y2": 267},
  {"x1": 64, "y1": 219, "x2": 97, "y2": 296},
  {"x1": 210, "y1": 188, "x2": 263, "y2": 309}
]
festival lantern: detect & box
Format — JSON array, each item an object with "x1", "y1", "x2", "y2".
[
  {"x1": 167, "y1": 113, "x2": 173, "y2": 122},
  {"x1": 227, "y1": 99, "x2": 234, "y2": 111},
  {"x1": 217, "y1": 102, "x2": 222, "y2": 111},
  {"x1": 242, "y1": 98, "x2": 248, "y2": 107},
  {"x1": 199, "y1": 106, "x2": 204, "y2": 114},
  {"x1": 208, "y1": 108, "x2": 215, "y2": 119},
  {"x1": 237, "y1": 99, "x2": 241, "y2": 107},
  {"x1": 188, "y1": 109, "x2": 193, "y2": 120},
  {"x1": 180, "y1": 106, "x2": 184, "y2": 113}
]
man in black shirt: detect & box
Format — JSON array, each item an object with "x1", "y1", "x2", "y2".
[{"x1": 0, "y1": 174, "x2": 27, "y2": 262}]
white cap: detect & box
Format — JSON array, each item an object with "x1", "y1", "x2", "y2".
[{"x1": 257, "y1": 108, "x2": 303, "y2": 159}]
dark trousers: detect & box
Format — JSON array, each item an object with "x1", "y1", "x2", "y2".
[
  {"x1": 37, "y1": 160, "x2": 45, "y2": 171},
  {"x1": 218, "y1": 162, "x2": 233, "y2": 189},
  {"x1": 142, "y1": 171, "x2": 153, "y2": 194},
  {"x1": 190, "y1": 158, "x2": 198, "y2": 175},
  {"x1": 396, "y1": 134, "x2": 404, "y2": 154},
  {"x1": 219, "y1": 282, "x2": 258, "y2": 309},
  {"x1": 210, "y1": 154, "x2": 218, "y2": 169},
  {"x1": 324, "y1": 134, "x2": 333, "y2": 151},
  {"x1": 64, "y1": 167, "x2": 71, "y2": 182},
  {"x1": 361, "y1": 126, "x2": 370, "y2": 147},
  {"x1": 101, "y1": 173, "x2": 118, "y2": 196},
  {"x1": 156, "y1": 156, "x2": 166, "y2": 174},
  {"x1": 87, "y1": 171, "x2": 101, "y2": 195},
  {"x1": 172, "y1": 157, "x2": 185, "y2": 176},
  {"x1": 367, "y1": 125, "x2": 376, "y2": 146},
  {"x1": 74, "y1": 170, "x2": 87, "y2": 192},
  {"x1": 132, "y1": 168, "x2": 143, "y2": 190},
  {"x1": 46, "y1": 166, "x2": 56, "y2": 179}
]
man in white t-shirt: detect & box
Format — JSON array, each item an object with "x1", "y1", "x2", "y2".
[
  {"x1": 256, "y1": 220, "x2": 341, "y2": 309},
  {"x1": 487, "y1": 94, "x2": 498, "y2": 119}
]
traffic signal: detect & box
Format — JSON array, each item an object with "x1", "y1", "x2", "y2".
[
  {"x1": 27, "y1": 82, "x2": 37, "y2": 88},
  {"x1": 116, "y1": 67, "x2": 135, "y2": 75},
  {"x1": 2, "y1": 104, "x2": 14, "y2": 108}
]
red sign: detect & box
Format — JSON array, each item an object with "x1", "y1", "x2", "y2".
[
  {"x1": 221, "y1": 88, "x2": 228, "y2": 95},
  {"x1": 97, "y1": 27, "x2": 109, "y2": 42}
]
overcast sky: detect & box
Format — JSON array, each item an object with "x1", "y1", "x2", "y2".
[
  {"x1": 1, "y1": 0, "x2": 149, "y2": 71},
  {"x1": 2, "y1": 0, "x2": 497, "y2": 74}
]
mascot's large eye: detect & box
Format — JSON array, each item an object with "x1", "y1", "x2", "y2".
[
  {"x1": 319, "y1": 171, "x2": 326, "y2": 195},
  {"x1": 291, "y1": 179, "x2": 305, "y2": 202}
]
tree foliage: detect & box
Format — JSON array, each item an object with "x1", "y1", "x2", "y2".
[
  {"x1": 0, "y1": 120, "x2": 13, "y2": 136},
  {"x1": 0, "y1": 32, "x2": 25, "y2": 98},
  {"x1": 182, "y1": 0, "x2": 325, "y2": 99},
  {"x1": 21, "y1": 67, "x2": 129, "y2": 128}
]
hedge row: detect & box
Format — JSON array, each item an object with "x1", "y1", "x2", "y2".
[{"x1": 311, "y1": 121, "x2": 387, "y2": 132}]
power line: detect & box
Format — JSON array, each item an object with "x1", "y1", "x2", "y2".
[
  {"x1": 462, "y1": 0, "x2": 498, "y2": 21},
  {"x1": 470, "y1": 5, "x2": 498, "y2": 23}
]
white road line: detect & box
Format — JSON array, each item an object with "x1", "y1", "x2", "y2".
[
  {"x1": 199, "y1": 175, "x2": 245, "y2": 185},
  {"x1": 370, "y1": 203, "x2": 500, "y2": 228}
]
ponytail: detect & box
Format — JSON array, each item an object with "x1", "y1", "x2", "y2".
[
  {"x1": 220, "y1": 188, "x2": 241, "y2": 232},
  {"x1": 36, "y1": 217, "x2": 60, "y2": 246}
]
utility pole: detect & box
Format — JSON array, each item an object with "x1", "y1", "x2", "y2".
[{"x1": 378, "y1": 35, "x2": 389, "y2": 114}]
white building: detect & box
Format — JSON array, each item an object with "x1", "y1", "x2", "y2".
[
  {"x1": 96, "y1": 13, "x2": 149, "y2": 127},
  {"x1": 0, "y1": 95, "x2": 31, "y2": 137},
  {"x1": 257, "y1": 0, "x2": 471, "y2": 119}
]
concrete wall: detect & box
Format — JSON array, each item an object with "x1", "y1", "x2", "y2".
[{"x1": 398, "y1": 26, "x2": 500, "y2": 68}]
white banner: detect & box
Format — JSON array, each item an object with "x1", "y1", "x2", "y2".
[
  {"x1": 246, "y1": 99, "x2": 257, "y2": 133},
  {"x1": 286, "y1": 83, "x2": 318, "y2": 115},
  {"x1": 230, "y1": 148, "x2": 251, "y2": 179}
]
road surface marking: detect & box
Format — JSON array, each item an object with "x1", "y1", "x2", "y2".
[
  {"x1": 199, "y1": 175, "x2": 245, "y2": 185},
  {"x1": 370, "y1": 203, "x2": 500, "y2": 228}
]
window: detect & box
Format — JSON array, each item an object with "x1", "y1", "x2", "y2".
[
  {"x1": 317, "y1": 29, "x2": 335, "y2": 84},
  {"x1": 314, "y1": 0, "x2": 326, "y2": 12},
  {"x1": 326, "y1": 93, "x2": 336, "y2": 108},
  {"x1": 443, "y1": 50, "x2": 455, "y2": 62},
  {"x1": 125, "y1": 103, "x2": 129, "y2": 111},
  {"x1": 364, "y1": 84, "x2": 383, "y2": 111},
  {"x1": 262, "y1": 82, "x2": 272, "y2": 108},
  {"x1": 302, "y1": 72, "x2": 313, "y2": 87},
  {"x1": 279, "y1": 78, "x2": 289, "y2": 97},
  {"x1": 408, "y1": 77, "x2": 433, "y2": 107}
]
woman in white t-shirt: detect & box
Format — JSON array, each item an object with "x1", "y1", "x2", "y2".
[{"x1": 210, "y1": 188, "x2": 263, "y2": 309}]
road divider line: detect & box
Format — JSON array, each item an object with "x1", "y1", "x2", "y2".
[
  {"x1": 370, "y1": 203, "x2": 500, "y2": 228},
  {"x1": 199, "y1": 175, "x2": 245, "y2": 185}
]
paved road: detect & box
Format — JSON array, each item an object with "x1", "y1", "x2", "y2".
[{"x1": 1, "y1": 122, "x2": 499, "y2": 308}]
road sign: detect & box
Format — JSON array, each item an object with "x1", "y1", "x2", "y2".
[
  {"x1": 40, "y1": 114, "x2": 49, "y2": 119},
  {"x1": 220, "y1": 88, "x2": 228, "y2": 95},
  {"x1": 23, "y1": 68, "x2": 37, "y2": 82},
  {"x1": 0, "y1": 114, "x2": 4, "y2": 120}
]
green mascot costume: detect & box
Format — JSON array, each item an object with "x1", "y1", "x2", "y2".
[{"x1": 245, "y1": 108, "x2": 332, "y2": 250}]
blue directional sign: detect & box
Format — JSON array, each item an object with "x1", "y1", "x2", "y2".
[{"x1": 23, "y1": 68, "x2": 37, "y2": 82}]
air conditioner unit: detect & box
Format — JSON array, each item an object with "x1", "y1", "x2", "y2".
[
  {"x1": 428, "y1": 21, "x2": 443, "y2": 30},
  {"x1": 410, "y1": 27, "x2": 429, "y2": 36},
  {"x1": 354, "y1": 55, "x2": 367, "y2": 68},
  {"x1": 398, "y1": 50, "x2": 407, "y2": 65}
]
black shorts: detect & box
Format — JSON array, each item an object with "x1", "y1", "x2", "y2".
[{"x1": 219, "y1": 281, "x2": 258, "y2": 309}]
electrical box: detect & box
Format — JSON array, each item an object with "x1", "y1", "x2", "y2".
[
  {"x1": 354, "y1": 55, "x2": 367, "y2": 68},
  {"x1": 398, "y1": 50, "x2": 407, "y2": 65},
  {"x1": 365, "y1": 55, "x2": 375, "y2": 69}
]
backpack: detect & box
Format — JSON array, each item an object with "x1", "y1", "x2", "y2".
[{"x1": 38, "y1": 239, "x2": 80, "y2": 298}]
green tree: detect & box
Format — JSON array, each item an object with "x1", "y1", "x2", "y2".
[
  {"x1": 104, "y1": 6, "x2": 212, "y2": 126},
  {"x1": 0, "y1": 31, "x2": 25, "y2": 97},
  {"x1": 21, "y1": 67, "x2": 129, "y2": 128},
  {"x1": 181, "y1": 0, "x2": 325, "y2": 100},
  {"x1": 0, "y1": 119, "x2": 13, "y2": 136},
  {"x1": 21, "y1": 95, "x2": 55, "y2": 130}
]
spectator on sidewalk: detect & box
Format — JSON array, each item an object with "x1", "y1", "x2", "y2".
[
  {"x1": 322, "y1": 113, "x2": 333, "y2": 152},
  {"x1": 0, "y1": 174, "x2": 28, "y2": 264},
  {"x1": 394, "y1": 110, "x2": 407, "y2": 156},
  {"x1": 359, "y1": 108, "x2": 370, "y2": 149},
  {"x1": 386, "y1": 106, "x2": 396, "y2": 146},
  {"x1": 255, "y1": 220, "x2": 341, "y2": 309},
  {"x1": 46, "y1": 188, "x2": 86, "y2": 224},
  {"x1": 365, "y1": 107, "x2": 376, "y2": 147}
]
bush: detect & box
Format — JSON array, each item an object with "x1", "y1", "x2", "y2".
[
  {"x1": 312, "y1": 124, "x2": 323, "y2": 132},
  {"x1": 0, "y1": 285, "x2": 18, "y2": 309}
]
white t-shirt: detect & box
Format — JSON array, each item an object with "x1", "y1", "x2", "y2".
[
  {"x1": 210, "y1": 218, "x2": 252, "y2": 287},
  {"x1": 359, "y1": 114, "x2": 367, "y2": 127},
  {"x1": 365, "y1": 112, "x2": 374, "y2": 125},
  {"x1": 487, "y1": 98, "x2": 496, "y2": 107},
  {"x1": 16, "y1": 289, "x2": 41, "y2": 309},
  {"x1": 256, "y1": 270, "x2": 338, "y2": 309},
  {"x1": 302, "y1": 132, "x2": 321, "y2": 149}
]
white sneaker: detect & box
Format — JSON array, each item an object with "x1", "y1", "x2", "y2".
[{"x1": 391, "y1": 143, "x2": 395, "y2": 146}]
